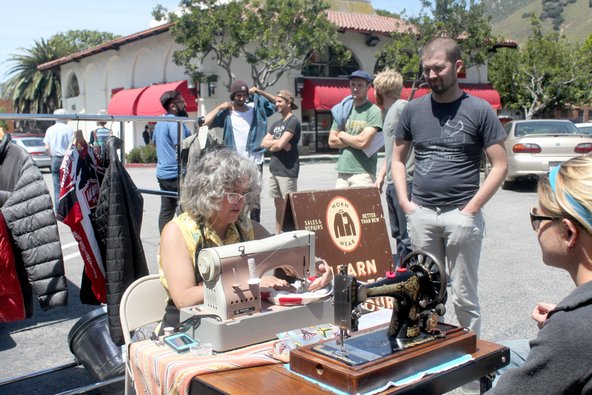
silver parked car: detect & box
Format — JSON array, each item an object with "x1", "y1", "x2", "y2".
[
  {"x1": 575, "y1": 122, "x2": 592, "y2": 136},
  {"x1": 499, "y1": 119, "x2": 592, "y2": 189},
  {"x1": 11, "y1": 134, "x2": 52, "y2": 169}
]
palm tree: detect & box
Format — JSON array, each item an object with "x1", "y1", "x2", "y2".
[
  {"x1": 4, "y1": 38, "x2": 64, "y2": 117},
  {"x1": 4, "y1": 31, "x2": 120, "y2": 132}
]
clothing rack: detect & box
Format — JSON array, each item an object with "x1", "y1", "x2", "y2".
[
  {"x1": 0, "y1": 112, "x2": 196, "y2": 197},
  {"x1": 0, "y1": 112, "x2": 197, "y2": 394}
]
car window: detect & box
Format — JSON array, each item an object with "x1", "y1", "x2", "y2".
[
  {"x1": 17, "y1": 138, "x2": 45, "y2": 147},
  {"x1": 576, "y1": 125, "x2": 592, "y2": 135},
  {"x1": 514, "y1": 122, "x2": 580, "y2": 137}
]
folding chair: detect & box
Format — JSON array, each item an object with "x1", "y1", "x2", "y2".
[{"x1": 119, "y1": 274, "x2": 168, "y2": 395}]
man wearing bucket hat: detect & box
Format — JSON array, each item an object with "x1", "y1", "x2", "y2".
[
  {"x1": 328, "y1": 70, "x2": 383, "y2": 188},
  {"x1": 203, "y1": 79, "x2": 276, "y2": 223},
  {"x1": 261, "y1": 90, "x2": 302, "y2": 234}
]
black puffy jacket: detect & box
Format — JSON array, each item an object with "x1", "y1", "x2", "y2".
[
  {"x1": 94, "y1": 136, "x2": 148, "y2": 345},
  {"x1": 0, "y1": 135, "x2": 68, "y2": 314}
]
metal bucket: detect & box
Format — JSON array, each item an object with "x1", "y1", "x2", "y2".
[{"x1": 67, "y1": 306, "x2": 125, "y2": 382}]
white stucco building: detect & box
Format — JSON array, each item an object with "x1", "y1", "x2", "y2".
[{"x1": 38, "y1": 2, "x2": 512, "y2": 153}]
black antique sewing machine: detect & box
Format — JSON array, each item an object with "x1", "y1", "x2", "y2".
[
  {"x1": 316, "y1": 250, "x2": 449, "y2": 365},
  {"x1": 290, "y1": 251, "x2": 478, "y2": 394}
]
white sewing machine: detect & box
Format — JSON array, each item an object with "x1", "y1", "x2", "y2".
[{"x1": 179, "y1": 230, "x2": 334, "y2": 352}]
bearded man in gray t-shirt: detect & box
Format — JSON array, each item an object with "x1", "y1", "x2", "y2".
[{"x1": 391, "y1": 37, "x2": 508, "y2": 336}]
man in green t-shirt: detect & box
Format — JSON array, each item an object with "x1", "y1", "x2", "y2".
[{"x1": 328, "y1": 70, "x2": 383, "y2": 188}]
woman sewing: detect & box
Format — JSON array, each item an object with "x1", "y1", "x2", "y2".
[
  {"x1": 159, "y1": 148, "x2": 330, "y2": 330},
  {"x1": 488, "y1": 156, "x2": 592, "y2": 394}
]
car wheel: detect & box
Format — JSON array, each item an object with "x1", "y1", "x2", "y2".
[{"x1": 501, "y1": 179, "x2": 515, "y2": 190}]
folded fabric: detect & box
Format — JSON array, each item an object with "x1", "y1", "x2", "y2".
[
  {"x1": 263, "y1": 286, "x2": 332, "y2": 305},
  {"x1": 130, "y1": 338, "x2": 280, "y2": 395},
  {"x1": 262, "y1": 278, "x2": 333, "y2": 306}
]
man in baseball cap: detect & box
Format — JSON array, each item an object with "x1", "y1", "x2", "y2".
[
  {"x1": 229, "y1": 80, "x2": 249, "y2": 100},
  {"x1": 276, "y1": 90, "x2": 299, "y2": 110},
  {"x1": 261, "y1": 89, "x2": 301, "y2": 233},
  {"x1": 348, "y1": 70, "x2": 373, "y2": 84},
  {"x1": 329, "y1": 70, "x2": 383, "y2": 188},
  {"x1": 203, "y1": 79, "x2": 277, "y2": 222}
]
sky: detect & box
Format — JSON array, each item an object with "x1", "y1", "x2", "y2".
[{"x1": 0, "y1": 0, "x2": 423, "y2": 84}]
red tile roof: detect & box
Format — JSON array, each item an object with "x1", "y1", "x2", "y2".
[
  {"x1": 37, "y1": 11, "x2": 516, "y2": 70},
  {"x1": 327, "y1": 10, "x2": 415, "y2": 34}
]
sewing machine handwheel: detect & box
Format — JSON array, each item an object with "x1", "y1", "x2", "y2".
[
  {"x1": 197, "y1": 249, "x2": 221, "y2": 282},
  {"x1": 401, "y1": 250, "x2": 447, "y2": 304}
]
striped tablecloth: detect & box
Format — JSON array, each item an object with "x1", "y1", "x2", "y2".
[{"x1": 129, "y1": 338, "x2": 280, "y2": 395}]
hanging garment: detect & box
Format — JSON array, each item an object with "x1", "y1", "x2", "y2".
[
  {"x1": 94, "y1": 136, "x2": 148, "y2": 345},
  {"x1": 57, "y1": 139, "x2": 106, "y2": 304},
  {"x1": 0, "y1": 211, "x2": 26, "y2": 322},
  {"x1": 0, "y1": 135, "x2": 68, "y2": 315}
]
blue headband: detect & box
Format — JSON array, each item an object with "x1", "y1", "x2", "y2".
[{"x1": 549, "y1": 165, "x2": 592, "y2": 229}]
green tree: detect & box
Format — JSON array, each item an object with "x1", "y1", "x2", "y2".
[
  {"x1": 154, "y1": 0, "x2": 345, "y2": 89},
  {"x1": 0, "y1": 106, "x2": 8, "y2": 131},
  {"x1": 374, "y1": 9, "x2": 402, "y2": 18},
  {"x1": 4, "y1": 30, "x2": 119, "y2": 131},
  {"x1": 4, "y1": 38, "x2": 63, "y2": 116},
  {"x1": 489, "y1": 19, "x2": 581, "y2": 118},
  {"x1": 575, "y1": 33, "x2": 592, "y2": 106},
  {"x1": 376, "y1": 0, "x2": 496, "y2": 97},
  {"x1": 51, "y1": 30, "x2": 119, "y2": 55}
]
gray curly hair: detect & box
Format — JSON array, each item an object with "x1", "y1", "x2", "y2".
[{"x1": 180, "y1": 148, "x2": 262, "y2": 224}]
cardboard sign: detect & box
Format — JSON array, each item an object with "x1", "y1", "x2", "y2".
[{"x1": 282, "y1": 187, "x2": 395, "y2": 311}]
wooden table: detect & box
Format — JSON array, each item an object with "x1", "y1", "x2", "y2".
[{"x1": 190, "y1": 339, "x2": 509, "y2": 395}]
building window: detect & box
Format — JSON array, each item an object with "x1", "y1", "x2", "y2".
[
  {"x1": 302, "y1": 46, "x2": 360, "y2": 78},
  {"x1": 66, "y1": 73, "x2": 80, "y2": 98}
]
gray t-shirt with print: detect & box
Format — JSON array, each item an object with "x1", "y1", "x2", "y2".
[
  {"x1": 395, "y1": 93, "x2": 506, "y2": 206},
  {"x1": 268, "y1": 115, "x2": 301, "y2": 178}
]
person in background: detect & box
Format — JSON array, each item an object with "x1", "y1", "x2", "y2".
[
  {"x1": 44, "y1": 108, "x2": 73, "y2": 210},
  {"x1": 158, "y1": 149, "x2": 331, "y2": 330},
  {"x1": 328, "y1": 70, "x2": 383, "y2": 188},
  {"x1": 153, "y1": 90, "x2": 191, "y2": 233},
  {"x1": 142, "y1": 125, "x2": 151, "y2": 145},
  {"x1": 373, "y1": 69, "x2": 413, "y2": 267},
  {"x1": 203, "y1": 80, "x2": 276, "y2": 223},
  {"x1": 486, "y1": 156, "x2": 592, "y2": 394},
  {"x1": 392, "y1": 37, "x2": 508, "y2": 337},
  {"x1": 89, "y1": 109, "x2": 112, "y2": 155},
  {"x1": 260, "y1": 90, "x2": 301, "y2": 234}
]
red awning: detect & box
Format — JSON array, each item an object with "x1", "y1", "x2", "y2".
[
  {"x1": 300, "y1": 78, "x2": 501, "y2": 111},
  {"x1": 136, "y1": 80, "x2": 197, "y2": 116},
  {"x1": 301, "y1": 79, "x2": 375, "y2": 111},
  {"x1": 460, "y1": 83, "x2": 501, "y2": 109},
  {"x1": 107, "y1": 80, "x2": 198, "y2": 116},
  {"x1": 107, "y1": 87, "x2": 148, "y2": 116}
]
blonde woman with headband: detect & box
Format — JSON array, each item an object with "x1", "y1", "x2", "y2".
[{"x1": 488, "y1": 156, "x2": 592, "y2": 394}]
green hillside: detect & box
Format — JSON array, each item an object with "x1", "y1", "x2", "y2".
[{"x1": 488, "y1": 0, "x2": 592, "y2": 44}]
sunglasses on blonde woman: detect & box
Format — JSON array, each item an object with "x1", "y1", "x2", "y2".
[{"x1": 529, "y1": 207, "x2": 562, "y2": 231}]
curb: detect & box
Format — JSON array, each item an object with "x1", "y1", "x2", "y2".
[{"x1": 123, "y1": 153, "x2": 385, "y2": 167}]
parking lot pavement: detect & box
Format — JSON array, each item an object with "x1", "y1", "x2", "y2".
[{"x1": 0, "y1": 161, "x2": 574, "y2": 394}]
